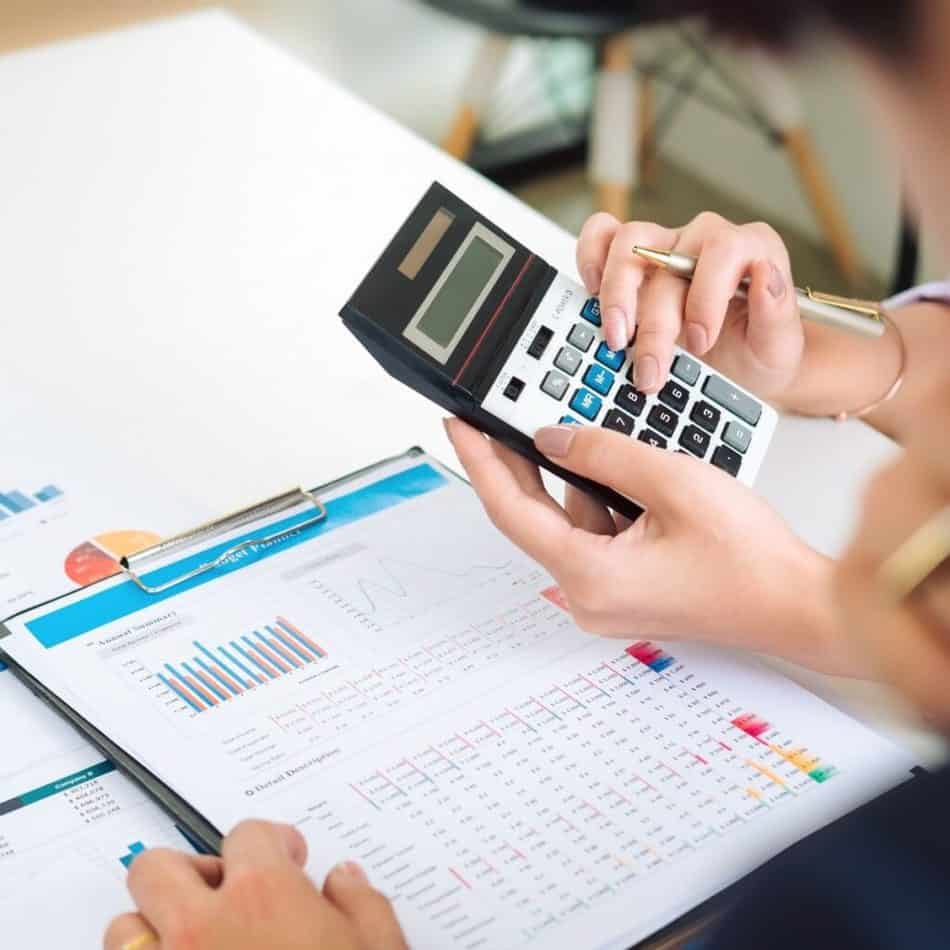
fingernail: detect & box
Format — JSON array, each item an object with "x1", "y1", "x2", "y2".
[
  {"x1": 685, "y1": 322, "x2": 708, "y2": 355},
  {"x1": 603, "y1": 305, "x2": 628, "y2": 351},
  {"x1": 633, "y1": 355, "x2": 659, "y2": 392},
  {"x1": 442, "y1": 417, "x2": 455, "y2": 440},
  {"x1": 332, "y1": 861, "x2": 368, "y2": 884},
  {"x1": 581, "y1": 265, "x2": 602, "y2": 294},
  {"x1": 768, "y1": 262, "x2": 786, "y2": 300},
  {"x1": 535, "y1": 425, "x2": 576, "y2": 458}
]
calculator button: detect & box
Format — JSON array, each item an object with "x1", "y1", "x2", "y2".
[
  {"x1": 554, "y1": 347, "x2": 582, "y2": 377},
  {"x1": 614, "y1": 384, "x2": 646, "y2": 418},
  {"x1": 583, "y1": 364, "x2": 615, "y2": 396},
  {"x1": 595, "y1": 341, "x2": 626, "y2": 372},
  {"x1": 560, "y1": 415, "x2": 581, "y2": 425},
  {"x1": 568, "y1": 323, "x2": 595, "y2": 352},
  {"x1": 722, "y1": 421, "x2": 752, "y2": 454},
  {"x1": 647, "y1": 405, "x2": 678, "y2": 438},
  {"x1": 658, "y1": 380, "x2": 689, "y2": 413},
  {"x1": 638, "y1": 429, "x2": 668, "y2": 449},
  {"x1": 678, "y1": 425, "x2": 711, "y2": 458},
  {"x1": 581, "y1": 298, "x2": 602, "y2": 326},
  {"x1": 712, "y1": 444, "x2": 743, "y2": 477},
  {"x1": 690, "y1": 400, "x2": 721, "y2": 433},
  {"x1": 702, "y1": 375, "x2": 762, "y2": 426},
  {"x1": 671, "y1": 354, "x2": 701, "y2": 385},
  {"x1": 541, "y1": 371, "x2": 570, "y2": 402},
  {"x1": 570, "y1": 388, "x2": 603, "y2": 421},
  {"x1": 503, "y1": 377, "x2": 525, "y2": 402},
  {"x1": 527, "y1": 326, "x2": 554, "y2": 359},
  {"x1": 603, "y1": 408, "x2": 635, "y2": 436}
]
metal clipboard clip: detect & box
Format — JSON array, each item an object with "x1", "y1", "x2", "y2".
[{"x1": 119, "y1": 487, "x2": 328, "y2": 596}]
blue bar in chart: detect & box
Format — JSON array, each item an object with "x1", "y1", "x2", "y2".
[
  {"x1": 119, "y1": 841, "x2": 147, "y2": 869},
  {"x1": 33, "y1": 484, "x2": 64, "y2": 502},
  {"x1": 0, "y1": 491, "x2": 36, "y2": 514},
  {"x1": 0, "y1": 483, "x2": 64, "y2": 516},
  {"x1": 157, "y1": 617, "x2": 328, "y2": 713}
]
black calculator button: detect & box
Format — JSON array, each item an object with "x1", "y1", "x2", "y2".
[
  {"x1": 541, "y1": 371, "x2": 570, "y2": 401},
  {"x1": 690, "y1": 400, "x2": 721, "y2": 433},
  {"x1": 647, "y1": 405, "x2": 678, "y2": 438},
  {"x1": 614, "y1": 384, "x2": 646, "y2": 418},
  {"x1": 678, "y1": 425, "x2": 711, "y2": 458},
  {"x1": 638, "y1": 429, "x2": 668, "y2": 449},
  {"x1": 528, "y1": 325, "x2": 554, "y2": 359},
  {"x1": 568, "y1": 323, "x2": 595, "y2": 353},
  {"x1": 712, "y1": 445, "x2": 743, "y2": 477},
  {"x1": 503, "y1": 377, "x2": 525, "y2": 402},
  {"x1": 658, "y1": 380, "x2": 689, "y2": 413},
  {"x1": 722, "y1": 421, "x2": 752, "y2": 454},
  {"x1": 603, "y1": 408, "x2": 635, "y2": 436},
  {"x1": 671, "y1": 354, "x2": 701, "y2": 386},
  {"x1": 554, "y1": 347, "x2": 582, "y2": 377},
  {"x1": 702, "y1": 375, "x2": 762, "y2": 426}
]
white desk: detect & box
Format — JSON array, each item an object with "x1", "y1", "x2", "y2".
[{"x1": 0, "y1": 10, "x2": 942, "y2": 765}]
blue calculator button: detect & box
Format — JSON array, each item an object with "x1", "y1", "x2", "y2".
[
  {"x1": 583, "y1": 364, "x2": 615, "y2": 396},
  {"x1": 595, "y1": 341, "x2": 626, "y2": 372},
  {"x1": 559, "y1": 415, "x2": 581, "y2": 425},
  {"x1": 570, "y1": 388, "x2": 602, "y2": 421},
  {"x1": 580, "y1": 298, "x2": 601, "y2": 326}
]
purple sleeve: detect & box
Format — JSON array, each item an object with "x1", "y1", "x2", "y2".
[{"x1": 883, "y1": 279, "x2": 950, "y2": 310}]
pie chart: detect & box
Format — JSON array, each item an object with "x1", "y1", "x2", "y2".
[{"x1": 64, "y1": 530, "x2": 161, "y2": 587}]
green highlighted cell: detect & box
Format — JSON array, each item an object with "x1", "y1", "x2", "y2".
[{"x1": 0, "y1": 760, "x2": 116, "y2": 816}]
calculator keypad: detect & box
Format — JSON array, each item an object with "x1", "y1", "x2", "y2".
[{"x1": 481, "y1": 275, "x2": 776, "y2": 488}]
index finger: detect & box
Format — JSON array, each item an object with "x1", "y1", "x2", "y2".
[
  {"x1": 221, "y1": 820, "x2": 308, "y2": 874},
  {"x1": 445, "y1": 418, "x2": 579, "y2": 574}
]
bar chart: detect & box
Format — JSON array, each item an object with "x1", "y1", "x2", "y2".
[
  {"x1": 156, "y1": 616, "x2": 328, "y2": 713},
  {"x1": 0, "y1": 483, "x2": 63, "y2": 518}
]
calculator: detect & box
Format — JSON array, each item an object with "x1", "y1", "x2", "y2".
[{"x1": 340, "y1": 182, "x2": 777, "y2": 521}]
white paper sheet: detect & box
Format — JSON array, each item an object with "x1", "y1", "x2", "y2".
[{"x1": 2, "y1": 452, "x2": 918, "y2": 950}]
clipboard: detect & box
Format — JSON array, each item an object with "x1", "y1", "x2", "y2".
[{"x1": 0, "y1": 445, "x2": 926, "y2": 950}]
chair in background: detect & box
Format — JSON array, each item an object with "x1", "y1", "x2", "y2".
[{"x1": 421, "y1": 0, "x2": 864, "y2": 285}]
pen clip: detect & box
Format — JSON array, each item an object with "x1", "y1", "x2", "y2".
[{"x1": 804, "y1": 288, "x2": 883, "y2": 321}]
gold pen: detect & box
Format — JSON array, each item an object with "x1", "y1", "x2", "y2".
[{"x1": 632, "y1": 246, "x2": 886, "y2": 339}]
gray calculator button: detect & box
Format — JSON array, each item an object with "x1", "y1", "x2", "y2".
[
  {"x1": 568, "y1": 323, "x2": 595, "y2": 353},
  {"x1": 702, "y1": 375, "x2": 762, "y2": 426},
  {"x1": 671, "y1": 354, "x2": 701, "y2": 386},
  {"x1": 541, "y1": 370, "x2": 570, "y2": 401},
  {"x1": 554, "y1": 347, "x2": 582, "y2": 376},
  {"x1": 723, "y1": 421, "x2": 752, "y2": 454}
]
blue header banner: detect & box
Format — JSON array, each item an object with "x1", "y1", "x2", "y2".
[{"x1": 25, "y1": 463, "x2": 447, "y2": 649}]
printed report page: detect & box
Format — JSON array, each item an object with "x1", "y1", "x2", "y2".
[{"x1": 2, "y1": 453, "x2": 918, "y2": 950}]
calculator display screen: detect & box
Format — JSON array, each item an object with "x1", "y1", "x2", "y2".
[{"x1": 403, "y1": 223, "x2": 514, "y2": 363}]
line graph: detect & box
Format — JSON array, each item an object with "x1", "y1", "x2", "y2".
[{"x1": 300, "y1": 542, "x2": 545, "y2": 636}]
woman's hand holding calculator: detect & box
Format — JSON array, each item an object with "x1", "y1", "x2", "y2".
[
  {"x1": 577, "y1": 210, "x2": 805, "y2": 401},
  {"x1": 446, "y1": 418, "x2": 860, "y2": 678}
]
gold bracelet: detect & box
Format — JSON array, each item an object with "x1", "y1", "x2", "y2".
[{"x1": 831, "y1": 310, "x2": 906, "y2": 423}]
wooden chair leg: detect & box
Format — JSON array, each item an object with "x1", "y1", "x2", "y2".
[
  {"x1": 590, "y1": 31, "x2": 638, "y2": 220},
  {"x1": 782, "y1": 126, "x2": 862, "y2": 286},
  {"x1": 729, "y1": 46, "x2": 862, "y2": 285},
  {"x1": 441, "y1": 34, "x2": 510, "y2": 162}
]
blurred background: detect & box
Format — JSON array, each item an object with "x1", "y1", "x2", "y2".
[{"x1": 1, "y1": 0, "x2": 938, "y2": 296}]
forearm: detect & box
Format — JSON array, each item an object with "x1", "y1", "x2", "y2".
[{"x1": 775, "y1": 301, "x2": 950, "y2": 442}]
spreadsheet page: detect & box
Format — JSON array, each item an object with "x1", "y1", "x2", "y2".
[{"x1": 3, "y1": 453, "x2": 917, "y2": 950}]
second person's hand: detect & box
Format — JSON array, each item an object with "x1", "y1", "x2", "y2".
[
  {"x1": 577, "y1": 211, "x2": 804, "y2": 398},
  {"x1": 446, "y1": 418, "x2": 862, "y2": 677}
]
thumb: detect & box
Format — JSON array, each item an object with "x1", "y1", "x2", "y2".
[
  {"x1": 323, "y1": 862, "x2": 408, "y2": 950},
  {"x1": 221, "y1": 819, "x2": 308, "y2": 873},
  {"x1": 745, "y1": 258, "x2": 803, "y2": 369},
  {"x1": 534, "y1": 425, "x2": 692, "y2": 516}
]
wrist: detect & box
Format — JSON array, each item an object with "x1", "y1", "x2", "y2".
[{"x1": 767, "y1": 544, "x2": 866, "y2": 677}]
